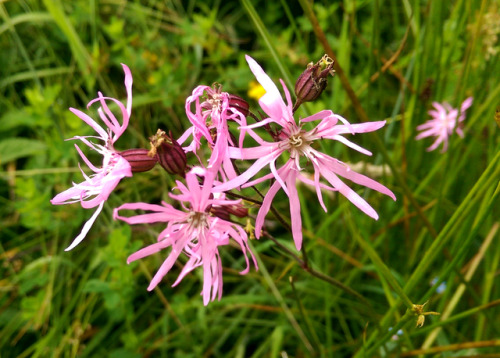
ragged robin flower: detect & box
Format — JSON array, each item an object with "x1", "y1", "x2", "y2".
[
  {"x1": 416, "y1": 97, "x2": 473, "y2": 152},
  {"x1": 113, "y1": 168, "x2": 257, "y2": 305},
  {"x1": 178, "y1": 84, "x2": 249, "y2": 179},
  {"x1": 51, "y1": 64, "x2": 133, "y2": 251},
  {"x1": 214, "y1": 55, "x2": 396, "y2": 250}
]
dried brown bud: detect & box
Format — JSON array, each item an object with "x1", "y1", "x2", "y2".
[
  {"x1": 294, "y1": 55, "x2": 335, "y2": 111},
  {"x1": 149, "y1": 129, "x2": 187, "y2": 176},
  {"x1": 120, "y1": 148, "x2": 157, "y2": 173}
]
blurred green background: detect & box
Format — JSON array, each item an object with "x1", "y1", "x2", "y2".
[{"x1": 1, "y1": 0, "x2": 499, "y2": 357}]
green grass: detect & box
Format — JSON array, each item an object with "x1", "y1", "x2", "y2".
[{"x1": 1, "y1": 0, "x2": 499, "y2": 357}]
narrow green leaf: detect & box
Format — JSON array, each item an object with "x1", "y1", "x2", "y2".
[{"x1": 0, "y1": 138, "x2": 47, "y2": 164}]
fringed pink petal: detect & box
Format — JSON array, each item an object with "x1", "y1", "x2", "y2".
[
  {"x1": 69, "y1": 107, "x2": 108, "y2": 140},
  {"x1": 147, "y1": 244, "x2": 187, "y2": 291},
  {"x1": 121, "y1": 63, "x2": 133, "y2": 118},
  {"x1": 318, "y1": 165, "x2": 379, "y2": 220},
  {"x1": 254, "y1": 180, "x2": 282, "y2": 239},
  {"x1": 213, "y1": 150, "x2": 283, "y2": 192},
  {"x1": 300, "y1": 110, "x2": 334, "y2": 123},
  {"x1": 65, "y1": 202, "x2": 104, "y2": 251},
  {"x1": 245, "y1": 55, "x2": 288, "y2": 124},
  {"x1": 285, "y1": 170, "x2": 303, "y2": 250},
  {"x1": 320, "y1": 156, "x2": 396, "y2": 200},
  {"x1": 330, "y1": 135, "x2": 373, "y2": 156},
  {"x1": 114, "y1": 202, "x2": 185, "y2": 224}
]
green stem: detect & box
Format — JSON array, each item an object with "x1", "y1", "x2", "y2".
[
  {"x1": 346, "y1": 214, "x2": 414, "y2": 310},
  {"x1": 240, "y1": 0, "x2": 294, "y2": 90},
  {"x1": 357, "y1": 149, "x2": 500, "y2": 356},
  {"x1": 363, "y1": 308, "x2": 414, "y2": 358},
  {"x1": 412, "y1": 299, "x2": 500, "y2": 336},
  {"x1": 289, "y1": 276, "x2": 322, "y2": 353},
  {"x1": 247, "y1": 240, "x2": 315, "y2": 353},
  {"x1": 263, "y1": 232, "x2": 373, "y2": 310},
  {"x1": 403, "y1": 149, "x2": 500, "y2": 296}
]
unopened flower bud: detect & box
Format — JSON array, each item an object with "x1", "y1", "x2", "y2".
[
  {"x1": 227, "y1": 94, "x2": 250, "y2": 117},
  {"x1": 149, "y1": 129, "x2": 187, "y2": 176},
  {"x1": 210, "y1": 206, "x2": 230, "y2": 221},
  {"x1": 211, "y1": 203, "x2": 248, "y2": 221},
  {"x1": 294, "y1": 55, "x2": 335, "y2": 111},
  {"x1": 416, "y1": 315, "x2": 425, "y2": 328},
  {"x1": 411, "y1": 301, "x2": 440, "y2": 328},
  {"x1": 226, "y1": 203, "x2": 249, "y2": 218},
  {"x1": 120, "y1": 148, "x2": 157, "y2": 173}
]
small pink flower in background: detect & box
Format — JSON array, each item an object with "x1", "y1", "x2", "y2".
[
  {"x1": 416, "y1": 97, "x2": 473, "y2": 152},
  {"x1": 51, "y1": 64, "x2": 133, "y2": 251},
  {"x1": 178, "y1": 85, "x2": 249, "y2": 179},
  {"x1": 215, "y1": 55, "x2": 396, "y2": 250},
  {"x1": 114, "y1": 169, "x2": 257, "y2": 306}
]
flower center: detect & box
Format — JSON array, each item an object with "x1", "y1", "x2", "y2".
[
  {"x1": 207, "y1": 95, "x2": 222, "y2": 110},
  {"x1": 187, "y1": 211, "x2": 209, "y2": 229},
  {"x1": 287, "y1": 131, "x2": 311, "y2": 158},
  {"x1": 102, "y1": 150, "x2": 120, "y2": 174},
  {"x1": 289, "y1": 134, "x2": 303, "y2": 148}
]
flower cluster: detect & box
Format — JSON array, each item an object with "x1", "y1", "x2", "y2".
[{"x1": 52, "y1": 55, "x2": 400, "y2": 304}]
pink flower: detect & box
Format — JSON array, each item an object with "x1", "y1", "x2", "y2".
[
  {"x1": 51, "y1": 64, "x2": 134, "y2": 251},
  {"x1": 214, "y1": 56, "x2": 396, "y2": 250},
  {"x1": 113, "y1": 169, "x2": 257, "y2": 306},
  {"x1": 416, "y1": 97, "x2": 473, "y2": 152},
  {"x1": 178, "y1": 85, "x2": 248, "y2": 179}
]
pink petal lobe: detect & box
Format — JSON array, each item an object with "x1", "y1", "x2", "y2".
[
  {"x1": 69, "y1": 108, "x2": 108, "y2": 140},
  {"x1": 285, "y1": 170, "x2": 303, "y2": 250},
  {"x1": 121, "y1": 63, "x2": 133, "y2": 117},
  {"x1": 65, "y1": 202, "x2": 104, "y2": 251},
  {"x1": 461, "y1": 97, "x2": 473, "y2": 112},
  {"x1": 245, "y1": 55, "x2": 287, "y2": 122},
  {"x1": 255, "y1": 180, "x2": 282, "y2": 239},
  {"x1": 318, "y1": 165, "x2": 379, "y2": 220}
]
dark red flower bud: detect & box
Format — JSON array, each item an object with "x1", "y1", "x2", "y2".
[
  {"x1": 227, "y1": 94, "x2": 250, "y2": 117},
  {"x1": 210, "y1": 203, "x2": 248, "y2": 221},
  {"x1": 149, "y1": 129, "x2": 187, "y2": 176},
  {"x1": 210, "y1": 206, "x2": 230, "y2": 221},
  {"x1": 226, "y1": 203, "x2": 249, "y2": 218},
  {"x1": 294, "y1": 55, "x2": 335, "y2": 111},
  {"x1": 120, "y1": 148, "x2": 157, "y2": 173}
]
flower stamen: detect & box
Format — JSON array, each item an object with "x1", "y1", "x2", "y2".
[
  {"x1": 289, "y1": 134, "x2": 303, "y2": 148},
  {"x1": 187, "y1": 211, "x2": 209, "y2": 229}
]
